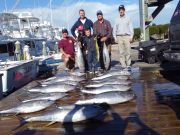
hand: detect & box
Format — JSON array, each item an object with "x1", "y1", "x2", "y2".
[
  {"x1": 66, "y1": 54, "x2": 71, "y2": 58},
  {"x1": 114, "y1": 37, "x2": 118, "y2": 43},
  {"x1": 129, "y1": 38, "x2": 133, "y2": 43},
  {"x1": 101, "y1": 37, "x2": 107, "y2": 42}
]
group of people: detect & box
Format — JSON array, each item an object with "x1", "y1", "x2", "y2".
[{"x1": 58, "y1": 5, "x2": 134, "y2": 73}]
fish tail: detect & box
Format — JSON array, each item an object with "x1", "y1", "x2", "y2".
[{"x1": 12, "y1": 116, "x2": 27, "y2": 131}]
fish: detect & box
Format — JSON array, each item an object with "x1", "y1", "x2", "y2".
[
  {"x1": 94, "y1": 72, "x2": 130, "y2": 80},
  {"x1": 87, "y1": 80, "x2": 132, "y2": 87},
  {"x1": 42, "y1": 76, "x2": 84, "y2": 85},
  {"x1": 98, "y1": 70, "x2": 131, "y2": 77},
  {"x1": 41, "y1": 81, "x2": 79, "y2": 87},
  {"x1": 81, "y1": 85, "x2": 131, "y2": 94},
  {"x1": 76, "y1": 42, "x2": 85, "y2": 72},
  {"x1": 0, "y1": 100, "x2": 54, "y2": 114},
  {"x1": 28, "y1": 84, "x2": 76, "y2": 93},
  {"x1": 22, "y1": 93, "x2": 67, "y2": 102},
  {"x1": 75, "y1": 92, "x2": 134, "y2": 105},
  {"x1": 103, "y1": 42, "x2": 110, "y2": 70},
  {"x1": 92, "y1": 75, "x2": 129, "y2": 81},
  {"x1": 25, "y1": 104, "x2": 105, "y2": 123}
]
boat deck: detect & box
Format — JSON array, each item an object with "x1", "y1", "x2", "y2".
[{"x1": 0, "y1": 45, "x2": 180, "y2": 135}]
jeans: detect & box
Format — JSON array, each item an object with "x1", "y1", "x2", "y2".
[{"x1": 87, "y1": 51, "x2": 97, "y2": 72}]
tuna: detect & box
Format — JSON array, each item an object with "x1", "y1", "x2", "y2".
[
  {"x1": 87, "y1": 80, "x2": 132, "y2": 87},
  {"x1": 28, "y1": 84, "x2": 76, "y2": 93},
  {"x1": 92, "y1": 75, "x2": 129, "y2": 81},
  {"x1": 103, "y1": 43, "x2": 110, "y2": 70},
  {"x1": 76, "y1": 92, "x2": 134, "y2": 105},
  {"x1": 25, "y1": 104, "x2": 105, "y2": 123},
  {"x1": 22, "y1": 93, "x2": 67, "y2": 102},
  {"x1": 76, "y1": 42, "x2": 85, "y2": 72},
  {"x1": 82, "y1": 85, "x2": 131, "y2": 94},
  {"x1": 0, "y1": 100, "x2": 54, "y2": 114}
]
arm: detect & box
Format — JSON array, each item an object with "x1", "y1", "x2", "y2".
[
  {"x1": 89, "y1": 19, "x2": 93, "y2": 29},
  {"x1": 71, "y1": 21, "x2": 78, "y2": 38},
  {"x1": 106, "y1": 20, "x2": 112, "y2": 38},
  {"x1": 93, "y1": 22, "x2": 97, "y2": 35},
  {"x1": 129, "y1": 18, "x2": 134, "y2": 40},
  {"x1": 113, "y1": 20, "x2": 117, "y2": 39}
]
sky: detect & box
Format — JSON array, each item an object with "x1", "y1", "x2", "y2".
[{"x1": 0, "y1": 0, "x2": 179, "y2": 30}]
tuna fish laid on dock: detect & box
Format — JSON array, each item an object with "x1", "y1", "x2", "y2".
[
  {"x1": 25, "y1": 104, "x2": 106, "y2": 123},
  {"x1": 28, "y1": 84, "x2": 76, "y2": 93},
  {"x1": 0, "y1": 100, "x2": 54, "y2": 114},
  {"x1": 76, "y1": 91, "x2": 134, "y2": 105},
  {"x1": 81, "y1": 85, "x2": 131, "y2": 94}
]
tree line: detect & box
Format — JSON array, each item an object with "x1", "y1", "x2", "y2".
[{"x1": 134, "y1": 24, "x2": 169, "y2": 41}]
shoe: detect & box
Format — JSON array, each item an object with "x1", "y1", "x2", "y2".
[{"x1": 127, "y1": 66, "x2": 131, "y2": 71}]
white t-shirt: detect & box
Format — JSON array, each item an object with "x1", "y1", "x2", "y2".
[{"x1": 80, "y1": 19, "x2": 86, "y2": 24}]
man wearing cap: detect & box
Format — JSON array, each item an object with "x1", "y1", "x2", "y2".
[
  {"x1": 93, "y1": 10, "x2": 112, "y2": 70},
  {"x1": 113, "y1": 5, "x2": 134, "y2": 70},
  {"x1": 71, "y1": 9, "x2": 93, "y2": 72},
  {"x1": 58, "y1": 29, "x2": 75, "y2": 72},
  {"x1": 71, "y1": 9, "x2": 93, "y2": 39}
]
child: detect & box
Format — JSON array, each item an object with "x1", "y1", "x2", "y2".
[{"x1": 84, "y1": 28, "x2": 98, "y2": 73}]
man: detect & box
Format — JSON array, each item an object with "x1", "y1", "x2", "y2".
[
  {"x1": 58, "y1": 28, "x2": 75, "y2": 72},
  {"x1": 71, "y1": 9, "x2": 93, "y2": 39},
  {"x1": 93, "y1": 10, "x2": 112, "y2": 70},
  {"x1": 113, "y1": 5, "x2": 134, "y2": 70},
  {"x1": 71, "y1": 9, "x2": 93, "y2": 72}
]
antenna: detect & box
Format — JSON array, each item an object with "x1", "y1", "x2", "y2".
[
  {"x1": 50, "y1": 0, "x2": 53, "y2": 26},
  {"x1": 4, "y1": 0, "x2": 7, "y2": 12},
  {"x1": 12, "y1": 0, "x2": 21, "y2": 11}
]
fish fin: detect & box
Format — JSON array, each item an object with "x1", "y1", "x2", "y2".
[
  {"x1": 17, "y1": 97, "x2": 23, "y2": 102},
  {"x1": 44, "y1": 121, "x2": 57, "y2": 127},
  {"x1": 13, "y1": 112, "x2": 19, "y2": 117},
  {"x1": 12, "y1": 115, "x2": 27, "y2": 131}
]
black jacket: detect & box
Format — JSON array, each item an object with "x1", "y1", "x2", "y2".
[
  {"x1": 83, "y1": 35, "x2": 96, "y2": 52},
  {"x1": 71, "y1": 17, "x2": 93, "y2": 38}
]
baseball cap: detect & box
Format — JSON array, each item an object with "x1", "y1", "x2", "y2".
[
  {"x1": 119, "y1": 5, "x2": 125, "y2": 11},
  {"x1": 62, "y1": 28, "x2": 68, "y2": 33},
  {"x1": 97, "y1": 10, "x2": 103, "y2": 15},
  {"x1": 77, "y1": 25, "x2": 83, "y2": 31}
]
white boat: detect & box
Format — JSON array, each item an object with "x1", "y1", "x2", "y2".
[
  {"x1": 0, "y1": 73, "x2": 3, "y2": 97},
  {"x1": 0, "y1": 60, "x2": 38, "y2": 93}
]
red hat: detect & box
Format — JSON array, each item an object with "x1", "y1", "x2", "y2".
[{"x1": 77, "y1": 25, "x2": 83, "y2": 31}]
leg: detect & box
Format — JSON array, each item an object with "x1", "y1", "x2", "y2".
[
  {"x1": 92, "y1": 51, "x2": 98, "y2": 71},
  {"x1": 62, "y1": 54, "x2": 69, "y2": 68},
  {"x1": 87, "y1": 51, "x2": 93, "y2": 71},
  {"x1": 117, "y1": 36, "x2": 126, "y2": 68},
  {"x1": 124, "y1": 36, "x2": 131, "y2": 67},
  {"x1": 67, "y1": 58, "x2": 75, "y2": 71}
]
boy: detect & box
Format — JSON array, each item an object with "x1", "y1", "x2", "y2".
[{"x1": 84, "y1": 28, "x2": 98, "y2": 73}]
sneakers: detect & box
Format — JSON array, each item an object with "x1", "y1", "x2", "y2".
[{"x1": 123, "y1": 66, "x2": 131, "y2": 71}]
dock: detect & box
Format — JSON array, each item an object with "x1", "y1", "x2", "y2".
[{"x1": 0, "y1": 43, "x2": 180, "y2": 135}]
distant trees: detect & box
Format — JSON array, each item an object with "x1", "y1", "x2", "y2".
[{"x1": 134, "y1": 24, "x2": 169, "y2": 41}]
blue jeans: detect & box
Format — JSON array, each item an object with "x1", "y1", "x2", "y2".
[{"x1": 87, "y1": 51, "x2": 97, "y2": 72}]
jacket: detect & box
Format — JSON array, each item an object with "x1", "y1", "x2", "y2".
[{"x1": 71, "y1": 17, "x2": 93, "y2": 38}]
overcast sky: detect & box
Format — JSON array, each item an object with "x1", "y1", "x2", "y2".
[{"x1": 0, "y1": 0, "x2": 179, "y2": 30}]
